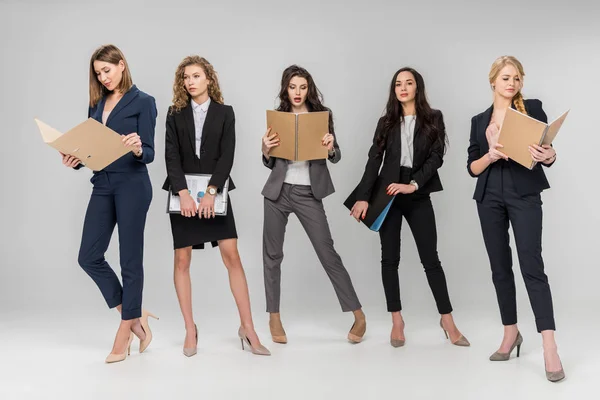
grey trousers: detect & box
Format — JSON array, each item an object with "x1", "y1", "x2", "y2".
[{"x1": 263, "y1": 183, "x2": 362, "y2": 313}]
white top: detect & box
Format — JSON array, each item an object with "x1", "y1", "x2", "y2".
[
  {"x1": 102, "y1": 110, "x2": 111, "y2": 125},
  {"x1": 191, "y1": 98, "x2": 211, "y2": 158},
  {"x1": 400, "y1": 115, "x2": 416, "y2": 168},
  {"x1": 284, "y1": 161, "x2": 311, "y2": 185}
]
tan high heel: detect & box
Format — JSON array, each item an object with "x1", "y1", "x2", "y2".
[
  {"x1": 544, "y1": 351, "x2": 565, "y2": 382},
  {"x1": 238, "y1": 327, "x2": 271, "y2": 356},
  {"x1": 348, "y1": 310, "x2": 367, "y2": 344},
  {"x1": 139, "y1": 310, "x2": 159, "y2": 353},
  {"x1": 489, "y1": 331, "x2": 523, "y2": 361},
  {"x1": 390, "y1": 319, "x2": 406, "y2": 348},
  {"x1": 269, "y1": 313, "x2": 287, "y2": 344},
  {"x1": 440, "y1": 318, "x2": 470, "y2": 347},
  {"x1": 183, "y1": 324, "x2": 198, "y2": 357},
  {"x1": 105, "y1": 332, "x2": 134, "y2": 363}
]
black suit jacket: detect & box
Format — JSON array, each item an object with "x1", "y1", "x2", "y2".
[
  {"x1": 355, "y1": 109, "x2": 446, "y2": 202},
  {"x1": 467, "y1": 99, "x2": 555, "y2": 202},
  {"x1": 162, "y1": 101, "x2": 236, "y2": 193}
]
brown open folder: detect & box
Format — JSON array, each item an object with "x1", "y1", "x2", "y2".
[
  {"x1": 266, "y1": 110, "x2": 329, "y2": 161},
  {"x1": 497, "y1": 108, "x2": 569, "y2": 169},
  {"x1": 35, "y1": 118, "x2": 133, "y2": 171}
]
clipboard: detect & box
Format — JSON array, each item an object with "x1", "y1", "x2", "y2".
[
  {"x1": 344, "y1": 177, "x2": 395, "y2": 232},
  {"x1": 35, "y1": 117, "x2": 133, "y2": 171},
  {"x1": 497, "y1": 108, "x2": 569, "y2": 169},
  {"x1": 266, "y1": 110, "x2": 329, "y2": 161},
  {"x1": 167, "y1": 174, "x2": 229, "y2": 216}
]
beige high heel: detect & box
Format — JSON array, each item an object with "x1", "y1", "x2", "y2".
[
  {"x1": 489, "y1": 331, "x2": 523, "y2": 361},
  {"x1": 269, "y1": 313, "x2": 287, "y2": 344},
  {"x1": 238, "y1": 327, "x2": 271, "y2": 356},
  {"x1": 440, "y1": 318, "x2": 470, "y2": 347},
  {"x1": 544, "y1": 351, "x2": 565, "y2": 382},
  {"x1": 139, "y1": 310, "x2": 159, "y2": 353},
  {"x1": 105, "y1": 332, "x2": 134, "y2": 363},
  {"x1": 183, "y1": 324, "x2": 198, "y2": 357},
  {"x1": 348, "y1": 310, "x2": 367, "y2": 344}
]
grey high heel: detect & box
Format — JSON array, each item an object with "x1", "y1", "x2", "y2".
[
  {"x1": 440, "y1": 318, "x2": 470, "y2": 347},
  {"x1": 183, "y1": 324, "x2": 198, "y2": 357},
  {"x1": 238, "y1": 327, "x2": 271, "y2": 356},
  {"x1": 489, "y1": 331, "x2": 523, "y2": 361}
]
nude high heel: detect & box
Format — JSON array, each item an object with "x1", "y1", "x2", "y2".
[
  {"x1": 238, "y1": 327, "x2": 271, "y2": 356},
  {"x1": 105, "y1": 332, "x2": 134, "y2": 364},
  {"x1": 139, "y1": 310, "x2": 159, "y2": 353}
]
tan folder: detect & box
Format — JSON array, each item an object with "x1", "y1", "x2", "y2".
[
  {"x1": 266, "y1": 110, "x2": 329, "y2": 161},
  {"x1": 35, "y1": 118, "x2": 133, "y2": 171},
  {"x1": 497, "y1": 108, "x2": 569, "y2": 169}
]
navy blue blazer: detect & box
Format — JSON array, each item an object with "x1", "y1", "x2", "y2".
[
  {"x1": 467, "y1": 99, "x2": 555, "y2": 202},
  {"x1": 84, "y1": 85, "x2": 157, "y2": 173}
]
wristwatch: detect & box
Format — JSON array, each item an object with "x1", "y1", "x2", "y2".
[
  {"x1": 135, "y1": 147, "x2": 143, "y2": 157},
  {"x1": 409, "y1": 180, "x2": 419, "y2": 190},
  {"x1": 207, "y1": 186, "x2": 217, "y2": 196}
]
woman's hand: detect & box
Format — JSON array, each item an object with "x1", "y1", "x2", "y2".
[
  {"x1": 386, "y1": 183, "x2": 416, "y2": 196},
  {"x1": 529, "y1": 144, "x2": 556, "y2": 164},
  {"x1": 322, "y1": 133, "x2": 335, "y2": 152},
  {"x1": 262, "y1": 128, "x2": 280, "y2": 159},
  {"x1": 485, "y1": 122, "x2": 500, "y2": 149},
  {"x1": 350, "y1": 201, "x2": 369, "y2": 222},
  {"x1": 198, "y1": 191, "x2": 216, "y2": 219},
  {"x1": 60, "y1": 152, "x2": 81, "y2": 168},
  {"x1": 487, "y1": 143, "x2": 508, "y2": 163},
  {"x1": 178, "y1": 190, "x2": 197, "y2": 218},
  {"x1": 123, "y1": 132, "x2": 142, "y2": 156}
]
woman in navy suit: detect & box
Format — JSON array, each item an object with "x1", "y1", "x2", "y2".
[
  {"x1": 467, "y1": 56, "x2": 564, "y2": 381},
  {"x1": 61, "y1": 44, "x2": 157, "y2": 363}
]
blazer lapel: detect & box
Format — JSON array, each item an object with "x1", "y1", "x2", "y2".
[
  {"x1": 182, "y1": 104, "x2": 196, "y2": 153},
  {"x1": 106, "y1": 85, "x2": 139, "y2": 126},
  {"x1": 479, "y1": 105, "x2": 494, "y2": 154},
  {"x1": 200, "y1": 101, "x2": 217, "y2": 152}
]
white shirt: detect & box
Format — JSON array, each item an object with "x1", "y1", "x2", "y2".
[
  {"x1": 191, "y1": 98, "x2": 211, "y2": 158},
  {"x1": 400, "y1": 115, "x2": 416, "y2": 168},
  {"x1": 102, "y1": 110, "x2": 111, "y2": 125},
  {"x1": 283, "y1": 161, "x2": 311, "y2": 185}
]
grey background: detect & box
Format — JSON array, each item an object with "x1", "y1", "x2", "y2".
[{"x1": 1, "y1": 0, "x2": 598, "y2": 329}]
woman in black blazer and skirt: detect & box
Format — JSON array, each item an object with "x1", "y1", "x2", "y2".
[
  {"x1": 351, "y1": 67, "x2": 469, "y2": 348},
  {"x1": 467, "y1": 56, "x2": 563, "y2": 381},
  {"x1": 163, "y1": 56, "x2": 269, "y2": 356}
]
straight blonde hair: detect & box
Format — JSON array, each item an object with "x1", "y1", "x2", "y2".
[
  {"x1": 89, "y1": 44, "x2": 133, "y2": 107},
  {"x1": 489, "y1": 56, "x2": 527, "y2": 114}
]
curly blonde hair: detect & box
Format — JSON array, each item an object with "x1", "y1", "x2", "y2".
[
  {"x1": 489, "y1": 56, "x2": 527, "y2": 114},
  {"x1": 171, "y1": 56, "x2": 223, "y2": 113}
]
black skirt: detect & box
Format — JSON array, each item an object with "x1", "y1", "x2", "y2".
[{"x1": 169, "y1": 200, "x2": 238, "y2": 250}]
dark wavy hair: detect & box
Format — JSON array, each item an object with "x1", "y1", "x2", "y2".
[
  {"x1": 276, "y1": 65, "x2": 335, "y2": 134},
  {"x1": 377, "y1": 67, "x2": 447, "y2": 152}
]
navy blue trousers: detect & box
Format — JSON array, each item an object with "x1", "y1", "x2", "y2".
[{"x1": 78, "y1": 171, "x2": 152, "y2": 320}]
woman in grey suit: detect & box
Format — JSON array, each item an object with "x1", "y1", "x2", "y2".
[{"x1": 261, "y1": 65, "x2": 366, "y2": 344}]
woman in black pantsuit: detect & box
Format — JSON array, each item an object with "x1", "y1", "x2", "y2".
[
  {"x1": 163, "y1": 56, "x2": 269, "y2": 357},
  {"x1": 467, "y1": 56, "x2": 564, "y2": 382},
  {"x1": 351, "y1": 67, "x2": 468, "y2": 348}
]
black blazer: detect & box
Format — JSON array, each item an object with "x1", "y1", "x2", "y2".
[
  {"x1": 467, "y1": 99, "x2": 555, "y2": 202},
  {"x1": 162, "y1": 101, "x2": 236, "y2": 194},
  {"x1": 355, "y1": 109, "x2": 446, "y2": 202}
]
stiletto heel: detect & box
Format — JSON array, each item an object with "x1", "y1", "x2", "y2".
[
  {"x1": 439, "y1": 318, "x2": 470, "y2": 347},
  {"x1": 139, "y1": 310, "x2": 159, "y2": 353},
  {"x1": 490, "y1": 331, "x2": 523, "y2": 361},
  {"x1": 183, "y1": 324, "x2": 198, "y2": 357},
  {"x1": 238, "y1": 327, "x2": 270, "y2": 356},
  {"x1": 105, "y1": 332, "x2": 134, "y2": 364}
]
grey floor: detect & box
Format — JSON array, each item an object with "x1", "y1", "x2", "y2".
[{"x1": 0, "y1": 307, "x2": 592, "y2": 400}]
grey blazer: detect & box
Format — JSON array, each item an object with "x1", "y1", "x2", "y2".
[{"x1": 261, "y1": 135, "x2": 341, "y2": 201}]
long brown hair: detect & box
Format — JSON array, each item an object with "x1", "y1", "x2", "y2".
[
  {"x1": 88, "y1": 44, "x2": 133, "y2": 107},
  {"x1": 489, "y1": 56, "x2": 527, "y2": 114},
  {"x1": 171, "y1": 56, "x2": 224, "y2": 113},
  {"x1": 276, "y1": 65, "x2": 334, "y2": 135}
]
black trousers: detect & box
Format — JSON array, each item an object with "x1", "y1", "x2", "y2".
[
  {"x1": 78, "y1": 171, "x2": 152, "y2": 320},
  {"x1": 378, "y1": 169, "x2": 453, "y2": 314},
  {"x1": 477, "y1": 162, "x2": 555, "y2": 332}
]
